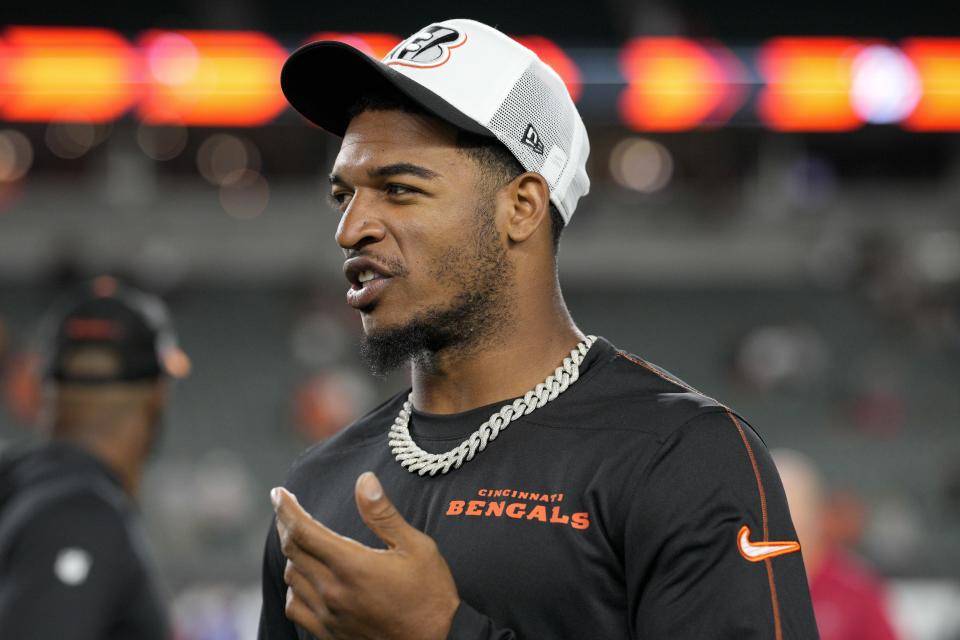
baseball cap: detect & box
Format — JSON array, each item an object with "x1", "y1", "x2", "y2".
[
  {"x1": 40, "y1": 277, "x2": 190, "y2": 384},
  {"x1": 281, "y1": 18, "x2": 590, "y2": 224}
]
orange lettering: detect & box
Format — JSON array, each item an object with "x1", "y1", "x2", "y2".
[
  {"x1": 571, "y1": 512, "x2": 590, "y2": 530},
  {"x1": 526, "y1": 505, "x2": 548, "y2": 522},
  {"x1": 478, "y1": 489, "x2": 488, "y2": 497},
  {"x1": 466, "y1": 500, "x2": 485, "y2": 516},
  {"x1": 485, "y1": 501, "x2": 505, "y2": 517},
  {"x1": 549, "y1": 506, "x2": 570, "y2": 524},
  {"x1": 505, "y1": 502, "x2": 527, "y2": 519},
  {"x1": 446, "y1": 500, "x2": 465, "y2": 515}
]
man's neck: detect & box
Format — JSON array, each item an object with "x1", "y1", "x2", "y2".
[
  {"x1": 59, "y1": 430, "x2": 145, "y2": 497},
  {"x1": 409, "y1": 300, "x2": 583, "y2": 414}
]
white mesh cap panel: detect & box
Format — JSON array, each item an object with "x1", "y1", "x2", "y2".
[
  {"x1": 372, "y1": 19, "x2": 590, "y2": 223},
  {"x1": 486, "y1": 63, "x2": 590, "y2": 223},
  {"x1": 561, "y1": 115, "x2": 590, "y2": 222}
]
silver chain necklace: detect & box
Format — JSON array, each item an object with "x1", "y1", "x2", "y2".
[{"x1": 388, "y1": 335, "x2": 598, "y2": 476}]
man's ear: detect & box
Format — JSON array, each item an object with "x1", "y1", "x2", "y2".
[
  {"x1": 147, "y1": 379, "x2": 169, "y2": 415},
  {"x1": 501, "y1": 172, "x2": 551, "y2": 244}
]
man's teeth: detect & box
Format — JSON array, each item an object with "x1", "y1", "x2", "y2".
[{"x1": 358, "y1": 270, "x2": 377, "y2": 284}]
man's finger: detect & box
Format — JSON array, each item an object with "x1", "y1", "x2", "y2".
[
  {"x1": 285, "y1": 586, "x2": 329, "y2": 639},
  {"x1": 283, "y1": 558, "x2": 324, "y2": 602},
  {"x1": 284, "y1": 553, "x2": 338, "y2": 599},
  {"x1": 354, "y1": 472, "x2": 418, "y2": 550},
  {"x1": 271, "y1": 487, "x2": 357, "y2": 564}
]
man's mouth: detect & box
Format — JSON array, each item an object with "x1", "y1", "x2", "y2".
[
  {"x1": 357, "y1": 269, "x2": 380, "y2": 286},
  {"x1": 344, "y1": 258, "x2": 396, "y2": 310},
  {"x1": 346, "y1": 275, "x2": 392, "y2": 310}
]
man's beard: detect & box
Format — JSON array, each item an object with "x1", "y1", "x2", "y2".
[{"x1": 359, "y1": 203, "x2": 512, "y2": 376}]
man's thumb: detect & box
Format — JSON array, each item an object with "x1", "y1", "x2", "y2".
[{"x1": 355, "y1": 472, "x2": 413, "y2": 549}]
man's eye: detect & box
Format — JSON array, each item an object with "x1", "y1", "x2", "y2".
[
  {"x1": 332, "y1": 192, "x2": 352, "y2": 207},
  {"x1": 385, "y1": 184, "x2": 416, "y2": 197}
]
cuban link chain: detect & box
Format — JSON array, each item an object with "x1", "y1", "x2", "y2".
[{"x1": 388, "y1": 335, "x2": 597, "y2": 476}]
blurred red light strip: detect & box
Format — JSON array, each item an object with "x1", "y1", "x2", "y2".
[
  {"x1": 138, "y1": 30, "x2": 288, "y2": 127},
  {"x1": 757, "y1": 38, "x2": 865, "y2": 131},
  {"x1": 901, "y1": 39, "x2": 960, "y2": 131},
  {"x1": 0, "y1": 27, "x2": 138, "y2": 123},
  {"x1": 0, "y1": 27, "x2": 958, "y2": 132},
  {"x1": 618, "y1": 37, "x2": 745, "y2": 131},
  {"x1": 0, "y1": 37, "x2": 6, "y2": 112}
]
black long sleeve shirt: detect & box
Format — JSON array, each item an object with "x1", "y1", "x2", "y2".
[
  {"x1": 0, "y1": 442, "x2": 169, "y2": 640},
  {"x1": 259, "y1": 337, "x2": 819, "y2": 639}
]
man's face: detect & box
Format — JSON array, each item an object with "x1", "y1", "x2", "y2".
[{"x1": 329, "y1": 109, "x2": 512, "y2": 372}]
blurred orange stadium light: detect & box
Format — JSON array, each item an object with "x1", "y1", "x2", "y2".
[
  {"x1": 757, "y1": 38, "x2": 866, "y2": 131},
  {"x1": 0, "y1": 27, "x2": 958, "y2": 131},
  {"x1": 0, "y1": 27, "x2": 138, "y2": 123},
  {"x1": 901, "y1": 39, "x2": 960, "y2": 131},
  {"x1": 138, "y1": 30, "x2": 288, "y2": 127},
  {"x1": 618, "y1": 37, "x2": 746, "y2": 131}
]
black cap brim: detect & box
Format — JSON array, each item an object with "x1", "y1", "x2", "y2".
[{"x1": 280, "y1": 41, "x2": 493, "y2": 139}]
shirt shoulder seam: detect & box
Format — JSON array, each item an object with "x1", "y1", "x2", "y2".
[{"x1": 611, "y1": 407, "x2": 742, "y2": 536}]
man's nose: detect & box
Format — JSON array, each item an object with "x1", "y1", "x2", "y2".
[{"x1": 335, "y1": 191, "x2": 387, "y2": 251}]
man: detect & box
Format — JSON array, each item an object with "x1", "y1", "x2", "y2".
[
  {"x1": 261, "y1": 19, "x2": 818, "y2": 639},
  {"x1": 0, "y1": 277, "x2": 187, "y2": 640},
  {"x1": 774, "y1": 450, "x2": 899, "y2": 640}
]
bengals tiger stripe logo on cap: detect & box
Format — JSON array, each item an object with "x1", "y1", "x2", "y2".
[{"x1": 385, "y1": 26, "x2": 467, "y2": 69}]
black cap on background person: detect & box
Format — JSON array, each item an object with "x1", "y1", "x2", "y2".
[
  {"x1": 30, "y1": 275, "x2": 189, "y2": 495},
  {"x1": 40, "y1": 274, "x2": 190, "y2": 386},
  {"x1": 0, "y1": 276, "x2": 179, "y2": 640}
]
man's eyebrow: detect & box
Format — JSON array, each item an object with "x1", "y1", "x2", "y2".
[
  {"x1": 368, "y1": 163, "x2": 440, "y2": 180},
  {"x1": 328, "y1": 163, "x2": 441, "y2": 187}
]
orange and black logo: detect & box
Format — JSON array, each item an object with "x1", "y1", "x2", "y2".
[
  {"x1": 445, "y1": 487, "x2": 590, "y2": 530},
  {"x1": 386, "y1": 26, "x2": 467, "y2": 69}
]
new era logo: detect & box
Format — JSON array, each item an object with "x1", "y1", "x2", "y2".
[{"x1": 521, "y1": 124, "x2": 544, "y2": 154}]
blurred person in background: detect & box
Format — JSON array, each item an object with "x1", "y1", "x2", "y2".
[
  {"x1": 260, "y1": 19, "x2": 817, "y2": 640},
  {"x1": 0, "y1": 277, "x2": 188, "y2": 640},
  {"x1": 773, "y1": 449, "x2": 900, "y2": 640}
]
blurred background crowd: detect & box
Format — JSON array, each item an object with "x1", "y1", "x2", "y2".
[{"x1": 1, "y1": 0, "x2": 958, "y2": 638}]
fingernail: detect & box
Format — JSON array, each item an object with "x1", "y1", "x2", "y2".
[
  {"x1": 270, "y1": 487, "x2": 282, "y2": 508},
  {"x1": 360, "y1": 472, "x2": 383, "y2": 501}
]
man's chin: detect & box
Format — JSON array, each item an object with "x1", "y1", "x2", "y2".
[
  {"x1": 360, "y1": 308, "x2": 405, "y2": 336},
  {"x1": 357, "y1": 270, "x2": 509, "y2": 376},
  {"x1": 359, "y1": 297, "x2": 431, "y2": 334},
  {"x1": 358, "y1": 321, "x2": 427, "y2": 377}
]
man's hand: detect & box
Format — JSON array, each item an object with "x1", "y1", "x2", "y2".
[{"x1": 271, "y1": 472, "x2": 461, "y2": 640}]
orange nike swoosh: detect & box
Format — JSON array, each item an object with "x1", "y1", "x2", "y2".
[{"x1": 737, "y1": 525, "x2": 801, "y2": 562}]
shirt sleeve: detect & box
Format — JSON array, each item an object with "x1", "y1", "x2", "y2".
[
  {"x1": 0, "y1": 491, "x2": 138, "y2": 640},
  {"x1": 446, "y1": 601, "x2": 516, "y2": 640},
  {"x1": 623, "y1": 410, "x2": 820, "y2": 639},
  {"x1": 258, "y1": 516, "x2": 301, "y2": 640}
]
